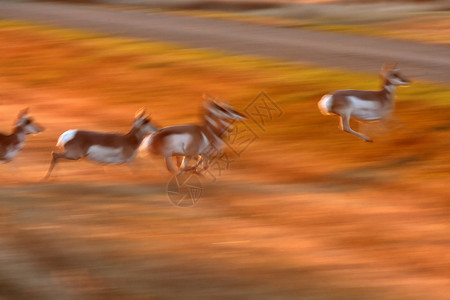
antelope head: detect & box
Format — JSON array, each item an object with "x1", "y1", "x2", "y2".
[
  {"x1": 202, "y1": 94, "x2": 247, "y2": 121},
  {"x1": 133, "y1": 108, "x2": 159, "y2": 135},
  {"x1": 15, "y1": 108, "x2": 44, "y2": 134},
  {"x1": 380, "y1": 63, "x2": 410, "y2": 86},
  {"x1": 220, "y1": 103, "x2": 247, "y2": 121}
]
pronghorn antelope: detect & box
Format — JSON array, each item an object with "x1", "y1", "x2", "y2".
[
  {"x1": 43, "y1": 109, "x2": 158, "y2": 180},
  {"x1": 0, "y1": 108, "x2": 44, "y2": 164},
  {"x1": 318, "y1": 63, "x2": 410, "y2": 142},
  {"x1": 141, "y1": 97, "x2": 246, "y2": 174}
]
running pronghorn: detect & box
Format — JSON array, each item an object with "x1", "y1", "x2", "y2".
[
  {"x1": 141, "y1": 96, "x2": 246, "y2": 174},
  {"x1": 0, "y1": 108, "x2": 44, "y2": 164},
  {"x1": 43, "y1": 109, "x2": 158, "y2": 180},
  {"x1": 318, "y1": 63, "x2": 410, "y2": 142}
]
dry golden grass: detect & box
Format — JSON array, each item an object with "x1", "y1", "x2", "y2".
[{"x1": 0, "y1": 21, "x2": 449, "y2": 299}]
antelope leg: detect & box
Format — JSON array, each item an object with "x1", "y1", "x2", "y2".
[
  {"x1": 43, "y1": 151, "x2": 82, "y2": 180},
  {"x1": 339, "y1": 115, "x2": 373, "y2": 142},
  {"x1": 165, "y1": 156, "x2": 179, "y2": 174},
  {"x1": 180, "y1": 156, "x2": 194, "y2": 172},
  {"x1": 176, "y1": 156, "x2": 183, "y2": 169}
]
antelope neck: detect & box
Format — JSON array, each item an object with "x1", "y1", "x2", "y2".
[
  {"x1": 126, "y1": 126, "x2": 147, "y2": 145},
  {"x1": 204, "y1": 113, "x2": 230, "y2": 136},
  {"x1": 202, "y1": 118, "x2": 228, "y2": 151},
  {"x1": 12, "y1": 126, "x2": 27, "y2": 140},
  {"x1": 381, "y1": 79, "x2": 397, "y2": 100}
]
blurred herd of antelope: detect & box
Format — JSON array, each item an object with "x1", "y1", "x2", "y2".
[
  {"x1": 1, "y1": 63, "x2": 410, "y2": 179},
  {"x1": 1, "y1": 94, "x2": 247, "y2": 180}
]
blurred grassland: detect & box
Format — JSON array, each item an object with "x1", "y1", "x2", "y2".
[
  {"x1": 0, "y1": 19, "x2": 449, "y2": 184},
  {"x1": 1, "y1": 19, "x2": 450, "y2": 300}
]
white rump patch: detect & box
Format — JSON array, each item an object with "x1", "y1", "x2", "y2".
[
  {"x1": 318, "y1": 94, "x2": 333, "y2": 115},
  {"x1": 86, "y1": 145, "x2": 125, "y2": 164},
  {"x1": 56, "y1": 130, "x2": 77, "y2": 148}
]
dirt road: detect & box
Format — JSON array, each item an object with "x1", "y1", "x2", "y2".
[{"x1": 1, "y1": 1, "x2": 450, "y2": 84}]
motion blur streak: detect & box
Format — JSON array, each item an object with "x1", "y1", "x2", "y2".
[{"x1": 0, "y1": 1, "x2": 449, "y2": 299}]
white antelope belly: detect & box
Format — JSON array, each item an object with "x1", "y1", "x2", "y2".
[
  {"x1": 86, "y1": 145, "x2": 126, "y2": 164},
  {"x1": 348, "y1": 96, "x2": 384, "y2": 121}
]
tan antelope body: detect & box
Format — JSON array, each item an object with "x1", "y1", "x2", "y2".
[
  {"x1": 142, "y1": 97, "x2": 245, "y2": 174},
  {"x1": 318, "y1": 64, "x2": 410, "y2": 142},
  {"x1": 44, "y1": 109, "x2": 158, "y2": 179},
  {"x1": 0, "y1": 109, "x2": 44, "y2": 164}
]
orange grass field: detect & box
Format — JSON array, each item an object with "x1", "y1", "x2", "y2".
[{"x1": 0, "y1": 21, "x2": 450, "y2": 299}]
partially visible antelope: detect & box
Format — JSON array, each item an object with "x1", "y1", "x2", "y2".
[
  {"x1": 141, "y1": 96, "x2": 246, "y2": 174},
  {"x1": 0, "y1": 108, "x2": 44, "y2": 164},
  {"x1": 43, "y1": 109, "x2": 158, "y2": 180},
  {"x1": 318, "y1": 63, "x2": 410, "y2": 142}
]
